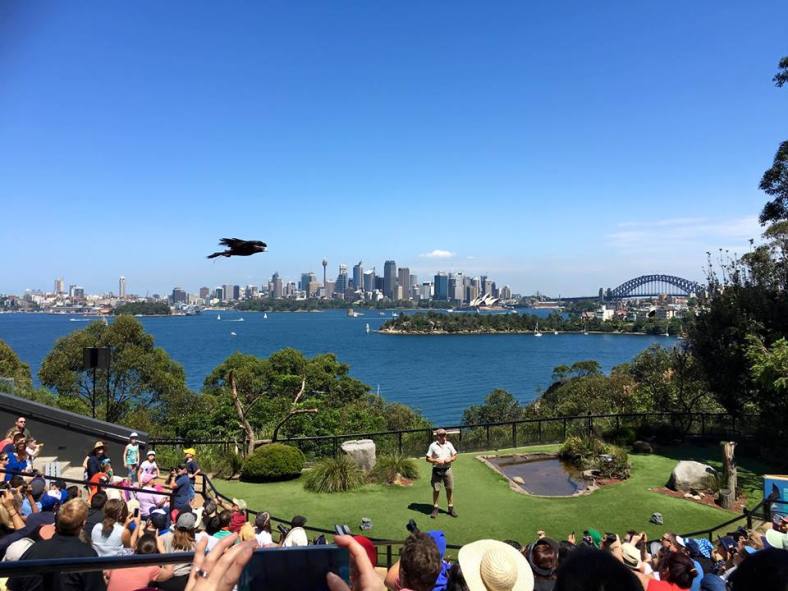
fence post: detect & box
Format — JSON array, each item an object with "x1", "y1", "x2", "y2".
[
  {"x1": 486, "y1": 425, "x2": 491, "y2": 449},
  {"x1": 586, "y1": 412, "x2": 592, "y2": 436},
  {"x1": 512, "y1": 423, "x2": 517, "y2": 449},
  {"x1": 386, "y1": 544, "x2": 392, "y2": 569},
  {"x1": 537, "y1": 420, "x2": 542, "y2": 443},
  {"x1": 333, "y1": 437, "x2": 339, "y2": 458},
  {"x1": 562, "y1": 418, "x2": 567, "y2": 440},
  {"x1": 398, "y1": 432, "x2": 403, "y2": 455},
  {"x1": 701, "y1": 414, "x2": 706, "y2": 437}
]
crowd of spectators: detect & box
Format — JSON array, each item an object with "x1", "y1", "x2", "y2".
[{"x1": 0, "y1": 417, "x2": 785, "y2": 591}]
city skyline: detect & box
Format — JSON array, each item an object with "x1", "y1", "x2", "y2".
[{"x1": 1, "y1": 3, "x2": 785, "y2": 295}]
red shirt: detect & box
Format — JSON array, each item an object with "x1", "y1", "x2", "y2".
[{"x1": 229, "y1": 510, "x2": 247, "y2": 533}]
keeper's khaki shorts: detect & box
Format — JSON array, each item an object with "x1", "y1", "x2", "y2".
[{"x1": 431, "y1": 467, "x2": 454, "y2": 492}]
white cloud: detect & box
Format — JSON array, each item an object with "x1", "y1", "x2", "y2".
[{"x1": 419, "y1": 249, "x2": 456, "y2": 259}]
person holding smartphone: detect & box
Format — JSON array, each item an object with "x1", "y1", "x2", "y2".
[{"x1": 426, "y1": 428, "x2": 458, "y2": 519}]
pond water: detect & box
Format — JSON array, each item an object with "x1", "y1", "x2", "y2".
[{"x1": 486, "y1": 455, "x2": 587, "y2": 496}]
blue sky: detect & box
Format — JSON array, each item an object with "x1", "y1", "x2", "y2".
[{"x1": 1, "y1": 2, "x2": 786, "y2": 296}]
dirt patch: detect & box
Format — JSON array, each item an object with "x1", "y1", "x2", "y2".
[{"x1": 650, "y1": 487, "x2": 747, "y2": 512}]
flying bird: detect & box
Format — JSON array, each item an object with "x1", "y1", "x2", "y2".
[{"x1": 207, "y1": 238, "x2": 267, "y2": 259}]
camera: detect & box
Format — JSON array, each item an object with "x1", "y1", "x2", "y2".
[
  {"x1": 277, "y1": 524, "x2": 290, "y2": 537},
  {"x1": 334, "y1": 524, "x2": 352, "y2": 536},
  {"x1": 406, "y1": 519, "x2": 419, "y2": 534}
]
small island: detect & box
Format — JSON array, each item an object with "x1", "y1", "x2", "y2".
[
  {"x1": 113, "y1": 301, "x2": 171, "y2": 316},
  {"x1": 379, "y1": 311, "x2": 683, "y2": 335}
]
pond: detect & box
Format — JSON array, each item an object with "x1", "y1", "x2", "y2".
[{"x1": 484, "y1": 454, "x2": 588, "y2": 497}]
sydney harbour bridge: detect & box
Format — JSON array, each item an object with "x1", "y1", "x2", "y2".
[{"x1": 561, "y1": 274, "x2": 702, "y2": 301}]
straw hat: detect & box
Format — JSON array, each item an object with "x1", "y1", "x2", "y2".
[
  {"x1": 620, "y1": 543, "x2": 642, "y2": 569},
  {"x1": 93, "y1": 441, "x2": 105, "y2": 451},
  {"x1": 232, "y1": 497, "x2": 248, "y2": 511},
  {"x1": 459, "y1": 540, "x2": 534, "y2": 591}
]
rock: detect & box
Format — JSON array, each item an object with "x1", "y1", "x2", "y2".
[
  {"x1": 632, "y1": 441, "x2": 653, "y2": 454},
  {"x1": 341, "y1": 439, "x2": 376, "y2": 472},
  {"x1": 667, "y1": 460, "x2": 718, "y2": 492},
  {"x1": 513, "y1": 476, "x2": 525, "y2": 485}
]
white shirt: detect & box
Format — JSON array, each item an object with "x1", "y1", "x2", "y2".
[
  {"x1": 427, "y1": 440, "x2": 457, "y2": 462},
  {"x1": 283, "y1": 527, "x2": 308, "y2": 547},
  {"x1": 256, "y1": 530, "x2": 273, "y2": 547}
]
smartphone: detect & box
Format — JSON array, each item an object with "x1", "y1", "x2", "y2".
[
  {"x1": 238, "y1": 545, "x2": 349, "y2": 591},
  {"x1": 134, "y1": 508, "x2": 139, "y2": 517}
]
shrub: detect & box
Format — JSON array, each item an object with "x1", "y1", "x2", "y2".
[
  {"x1": 304, "y1": 455, "x2": 365, "y2": 493},
  {"x1": 369, "y1": 453, "x2": 420, "y2": 484},
  {"x1": 240, "y1": 443, "x2": 305, "y2": 483},
  {"x1": 559, "y1": 434, "x2": 606, "y2": 466},
  {"x1": 597, "y1": 445, "x2": 631, "y2": 479}
]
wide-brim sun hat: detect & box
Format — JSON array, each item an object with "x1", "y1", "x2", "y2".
[
  {"x1": 130, "y1": 432, "x2": 138, "y2": 438},
  {"x1": 232, "y1": 497, "x2": 248, "y2": 510},
  {"x1": 147, "y1": 450, "x2": 156, "y2": 457},
  {"x1": 620, "y1": 542, "x2": 641, "y2": 569},
  {"x1": 183, "y1": 448, "x2": 196, "y2": 456},
  {"x1": 459, "y1": 539, "x2": 534, "y2": 591},
  {"x1": 93, "y1": 441, "x2": 105, "y2": 450},
  {"x1": 764, "y1": 528, "x2": 788, "y2": 550}
]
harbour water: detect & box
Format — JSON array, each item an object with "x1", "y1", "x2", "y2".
[{"x1": 0, "y1": 310, "x2": 675, "y2": 424}]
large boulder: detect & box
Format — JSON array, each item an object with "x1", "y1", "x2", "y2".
[
  {"x1": 341, "y1": 439, "x2": 376, "y2": 472},
  {"x1": 667, "y1": 460, "x2": 718, "y2": 492}
]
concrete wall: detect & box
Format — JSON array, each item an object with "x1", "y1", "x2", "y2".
[{"x1": 0, "y1": 391, "x2": 148, "y2": 468}]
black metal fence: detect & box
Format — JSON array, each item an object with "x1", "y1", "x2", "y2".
[{"x1": 150, "y1": 412, "x2": 755, "y2": 463}]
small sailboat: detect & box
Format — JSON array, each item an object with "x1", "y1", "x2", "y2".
[
  {"x1": 263, "y1": 313, "x2": 268, "y2": 319},
  {"x1": 238, "y1": 317, "x2": 244, "y2": 322},
  {"x1": 553, "y1": 330, "x2": 559, "y2": 335},
  {"x1": 663, "y1": 329, "x2": 670, "y2": 337},
  {"x1": 230, "y1": 331, "x2": 237, "y2": 336},
  {"x1": 365, "y1": 323, "x2": 370, "y2": 334},
  {"x1": 217, "y1": 314, "x2": 221, "y2": 320},
  {"x1": 391, "y1": 312, "x2": 398, "y2": 317},
  {"x1": 534, "y1": 322, "x2": 543, "y2": 337}
]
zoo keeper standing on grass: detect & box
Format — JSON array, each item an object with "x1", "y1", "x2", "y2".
[{"x1": 426, "y1": 428, "x2": 458, "y2": 519}]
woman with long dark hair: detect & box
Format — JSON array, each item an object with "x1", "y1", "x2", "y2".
[{"x1": 90, "y1": 498, "x2": 138, "y2": 556}]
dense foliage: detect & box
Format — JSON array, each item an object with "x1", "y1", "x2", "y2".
[
  {"x1": 0, "y1": 340, "x2": 33, "y2": 392},
  {"x1": 381, "y1": 311, "x2": 684, "y2": 336},
  {"x1": 38, "y1": 316, "x2": 189, "y2": 423},
  {"x1": 113, "y1": 301, "x2": 171, "y2": 316},
  {"x1": 303, "y1": 455, "x2": 366, "y2": 493},
  {"x1": 240, "y1": 443, "x2": 305, "y2": 482}
]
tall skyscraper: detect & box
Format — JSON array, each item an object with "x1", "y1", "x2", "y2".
[
  {"x1": 383, "y1": 260, "x2": 398, "y2": 300},
  {"x1": 397, "y1": 267, "x2": 410, "y2": 301},
  {"x1": 363, "y1": 269, "x2": 375, "y2": 293},
  {"x1": 171, "y1": 287, "x2": 188, "y2": 304},
  {"x1": 199, "y1": 287, "x2": 210, "y2": 299},
  {"x1": 271, "y1": 272, "x2": 283, "y2": 299},
  {"x1": 118, "y1": 276, "x2": 126, "y2": 299},
  {"x1": 434, "y1": 273, "x2": 449, "y2": 300},
  {"x1": 352, "y1": 261, "x2": 363, "y2": 291},
  {"x1": 300, "y1": 273, "x2": 312, "y2": 292},
  {"x1": 335, "y1": 264, "x2": 349, "y2": 295},
  {"x1": 232, "y1": 285, "x2": 241, "y2": 301},
  {"x1": 54, "y1": 278, "x2": 64, "y2": 295}
]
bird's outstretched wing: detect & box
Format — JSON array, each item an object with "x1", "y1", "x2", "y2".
[{"x1": 219, "y1": 238, "x2": 245, "y2": 248}]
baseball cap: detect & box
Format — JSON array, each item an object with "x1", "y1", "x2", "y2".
[
  {"x1": 130, "y1": 432, "x2": 138, "y2": 438},
  {"x1": 176, "y1": 511, "x2": 197, "y2": 530}
]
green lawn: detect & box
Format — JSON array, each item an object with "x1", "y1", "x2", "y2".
[{"x1": 215, "y1": 443, "x2": 768, "y2": 550}]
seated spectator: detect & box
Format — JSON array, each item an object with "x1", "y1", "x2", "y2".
[
  {"x1": 254, "y1": 511, "x2": 273, "y2": 547},
  {"x1": 159, "y1": 511, "x2": 199, "y2": 590},
  {"x1": 105, "y1": 533, "x2": 174, "y2": 591},
  {"x1": 5, "y1": 439, "x2": 32, "y2": 482},
  {"x1": 148, "y1": 510, "x2": 171, "y2": 536},
  {"x1": 20, "y1": 477, "x2": 45, "y2": 517},
  {"x1": 7, "y1": 498, "x2": 105, "y2": 591},
  {"x1": 555, "y1": 547, "x2": 640, "y2": 591},
  {"x1": 427, "y1": 530, "x2": 451, "y2": 591},
  {"x1": 88, "y1": 458, "x2": 113, "y2": 501},
  {"x1": 458, "y1": 539, "x2": 534, "y2": 591},
  {"x1": 47, "y1": 479, "x2": 69, "y2": 504},
  {"x1": 0, "y1": 494, "x2": 59, "y2": 558},
  {"x1": 391, "y1": 532, "x2": 442, "y2": 591},
  {"x1": 136, "y1": 483, "x2": 168, "y2": 518},
  {"x1": 239, "y1": 522, "x2": 256, "y2": 543},
  {"x1": 0, "y1": 489, "x2": 26, "y2": 536},
  {"x1": 212, "y1": 510, "x2": 233, "y2": 540},
  {"x1": 229, "y1": 498, "x2": 247, "y2": 533},
  {"x1": 282, "y1": 515, "x2": 309, "y2": 547},
  {"x1": 643, "y1": 551, "x2": 698, "y2": 591},
  {"x1": 727, "y1": 547, "x2": 788, "y2": 591},
  {"x1": 527, "y1": 537, "x2": 559, "y2": 591},
  {"x1": 83, "y1": 491, "x2": 108, "y2": 537},
  {"x1": 91, "y1": 498, "x2": 138, "y2": 556}
]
